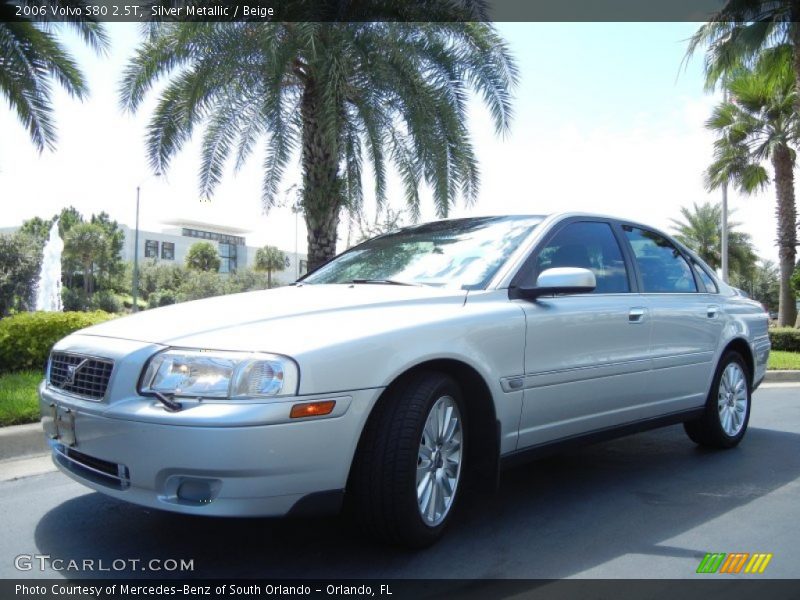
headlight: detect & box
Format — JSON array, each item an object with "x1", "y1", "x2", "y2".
[{"x1": 140, "y1": 349, "x2": 299, "y2": 399}]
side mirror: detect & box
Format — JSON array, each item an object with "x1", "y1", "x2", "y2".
[{"x1": 518, "y1": 267, "x2": 596, "y2": 299}]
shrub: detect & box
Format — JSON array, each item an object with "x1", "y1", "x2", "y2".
[
  {"x1": 91, "y1": 290, "x2": 123, "y2": 313},
  {"x1": 148, "y1": 290, "x2": 177, "y2": 308},
  {"x1": 121, "y1": 295, "x2": 147, "y2": 310},
  {"x1": 227, "y1": 268, "x2": 268, "y2": 293},
  {"x1": 137, "y1": 260, "x2": 189, "y2": 301},
  {"x1": 178, "y1": 270, "x2": 227, "y2": 301},
  {"x1": 61, "y1": 288, "x2": 86, "y2": 311},
  {"x1": 769, "y1": 328, "x2": 800, "y2": 353},
  {"x1": 0, "y1": 311, "x2": 114, "y2": 373}
]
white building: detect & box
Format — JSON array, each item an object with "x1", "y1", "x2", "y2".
[{"x1": 119, "y1": 220, "x2": 308, "y2": 285}]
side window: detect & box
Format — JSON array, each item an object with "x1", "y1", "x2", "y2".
[
  {"x1": 534, "y1": 222, "x2": 630, "y2": 293},
  {"x1": 623, "y1": 226, "x2": 698, "y2": 293},
  {"x1": 693, "y1": 261, "x2": 718, "y2": 293}
]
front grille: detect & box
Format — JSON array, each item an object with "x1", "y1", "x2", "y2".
[{"x1": 48, "y1": 352, "x2": 114, "y2": 400}]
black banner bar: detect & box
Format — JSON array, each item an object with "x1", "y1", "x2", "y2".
[
  {"x1": 3, "y1": 579, "x2": 800, "y2": 600},
  {"x1": 2, "y1": 0, "x2": 730, "y2": 24}
]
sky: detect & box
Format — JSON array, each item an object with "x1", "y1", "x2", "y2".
[{"x1": 0, "y1": 22, "x2": 782, "y2": 263}]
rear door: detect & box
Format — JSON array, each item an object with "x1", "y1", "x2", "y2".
[{"x1": 620, "y1": 225, "x2": 724, "y2": 415}]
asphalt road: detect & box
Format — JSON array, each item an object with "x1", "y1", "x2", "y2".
[{"x1": 1, "y1": 384, "x2": 798, "y2": 580}]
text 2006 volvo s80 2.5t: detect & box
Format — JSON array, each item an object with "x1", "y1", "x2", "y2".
[{"x1": 40, "y1": 213, "x2": 770, "y2": 547}]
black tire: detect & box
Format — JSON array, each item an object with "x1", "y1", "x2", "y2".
[
  {"x1": 684, "y1": 351, "x2": 751, "y2": 449},
  {"x1": 349, "y1": 371, "x2": 466, "y2": 548}
]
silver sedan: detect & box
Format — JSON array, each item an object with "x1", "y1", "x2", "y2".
[{"x1": 40, "y1": 213, "x2": 770, "y2": 547}]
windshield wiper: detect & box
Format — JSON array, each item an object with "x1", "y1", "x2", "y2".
[
  {"x1": 350, "y1": 278, "x2": 418, "y2": 286},
  {"x1": 145, "y1": 391, "x2": 183, "y2": 412}
]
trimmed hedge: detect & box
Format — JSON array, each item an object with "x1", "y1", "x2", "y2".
[
  {"x1": 769, "y1": 328, "x2": 800, "y2": 353},
  {"x1": 0, "y1": 311, "x2": 114, "y2": 373}
]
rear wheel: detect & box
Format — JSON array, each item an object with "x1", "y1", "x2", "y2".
[
  {"x1": 349, "y1": 371, "x2": 466, "y2": 547},
  {"x1": 684, "y1": 351, "x2": 751, "y2": 449}
]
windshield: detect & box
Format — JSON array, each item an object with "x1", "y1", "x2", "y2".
[{"x1": 301, "y1": 216, "x2": 543, "y2": 290}]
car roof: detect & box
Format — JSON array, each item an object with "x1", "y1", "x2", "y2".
[{"x1": 397, "y1": 212, "x2": 661, "y2": 233}]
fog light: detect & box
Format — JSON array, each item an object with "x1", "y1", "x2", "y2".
[
  {"x1": 177, "y1": 479, "x2": 214, "y2": 504},
  {"x1": 290, "y1": 400, "x2": 336, "y2": 418}
]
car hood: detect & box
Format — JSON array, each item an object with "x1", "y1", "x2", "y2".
[{"x1": 79, "y1": 284, "x2": 469, "y2": 354}]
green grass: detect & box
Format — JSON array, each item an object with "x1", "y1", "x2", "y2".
[
  {"x1": 0, "y1": 371, "x2": 42, "y2": 426},
  {"x1": 768, "y1": 351, "x2": 800, "y2": 371}
]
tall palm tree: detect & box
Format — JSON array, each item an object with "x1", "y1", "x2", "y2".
[
  {"x1": 670, "y1": 201, "x2": 758, "y2": 279},
  {"x1": 120, "y1": 8, "x2": 517, "y2": 270},
  {"x1": 0, "y1": 1, "x2": 107, "y2": 152},
  {"x1": 705, "y1": 51, "x2": 798, "y2": 326},
  {"x1": 685, "y1": 0, "x2": 800, "y2": 118}
]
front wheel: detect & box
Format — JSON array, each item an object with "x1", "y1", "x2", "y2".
[
  {"x1": 684, "y1": 351, "x2": 751, "y2": 449},
  {"x1": 349, "y1": 371, "x2": 466, "y2": 547}
]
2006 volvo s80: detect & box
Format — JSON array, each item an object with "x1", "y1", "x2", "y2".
[{"x1": 40, "y1": 213, "x2": 770, "y2": 547}]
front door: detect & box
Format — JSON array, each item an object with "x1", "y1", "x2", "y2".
[{"x1": 513, "y1": 219, "x2": 653, "y2": 449}]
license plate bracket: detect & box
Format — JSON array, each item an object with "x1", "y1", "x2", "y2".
[{"x1": 49, "y1": 403, "x2": 77, "y2": 447}]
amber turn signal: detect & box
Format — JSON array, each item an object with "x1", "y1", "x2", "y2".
[{"x1": 290, "y1": 400, "x2": 336, "y2": 418}]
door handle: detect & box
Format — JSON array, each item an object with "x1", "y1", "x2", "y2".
[
  {"x1": 707, "y1": 305, "x2": 719, "y2": 318},
  {"x1": 628, "y1": 307, "x2": 646, "y2": 323}
]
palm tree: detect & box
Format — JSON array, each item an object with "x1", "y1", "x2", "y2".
[
  {"x1": 670, "y1": 201, "x2": 758, "y2": 279},
  {"x1": 685, "y1": 0, "x2": 800, "y2": 117},
  {"x1": 254, "y1": 245, "x2": 287, "y2": 288},
  {"x1": 120, "y1": 8, "x2": 517, "y2": 270},
  {"x1": 705, "y1": 52, "x2": 798, "y2": 326},
  {"x1": 0, "y1": 1, "x2": 107, "y2": 151}
]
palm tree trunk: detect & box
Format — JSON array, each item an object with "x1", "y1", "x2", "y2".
[
  {"x1": 793, "y1": 11, "x2": 800, "y2": 119},
  {"x1": 301, "y1": 79, "x2": 343, "y2": 272},
  {"x1": 771, "y1": 144, "x2": 798, "y2": 327},
  {"x1": 794, "y1": 14, "x2": 800, "y2": 328},
  {"x1": 267, "y1": 269, "x2": 272, "y2": 289}
]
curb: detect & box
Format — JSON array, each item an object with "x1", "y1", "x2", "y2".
[
  {"x1": 0, "y1": 422, "x2": 47, "y2": 461},
  {"x1": 764, "y1": 370, "x2": 800, "y2": 383}
]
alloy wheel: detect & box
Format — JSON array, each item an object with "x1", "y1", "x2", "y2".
[
  {"x1": 416, "y1": 395, "x2": 463, "y2": 527},
  {"x1": 717, "y1": 362, "x2": 748, "y2": 437}
]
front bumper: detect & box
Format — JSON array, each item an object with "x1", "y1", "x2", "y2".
[{"x1": 39, "y1": 384, "x2": 382, "y2": 517}]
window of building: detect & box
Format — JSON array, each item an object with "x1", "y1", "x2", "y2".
[
  {"x1": 161, "y1": 242, "x2": 175, "y2": 260},
  {"x1": 533, "y1": 221, "x2": 630, "y2": 293},
  {"x1": 181, "y1": 228, "x2": 244, "y2": 246},
  {"x1": 144, "y1": 240, "x2": 158, "y2": 258},
  {"x1": 623, "y1": 226, "x2": 698, "y2": 293},
  {"x1": 219, "y1": 243, "x2": 238, "y2": 274}
]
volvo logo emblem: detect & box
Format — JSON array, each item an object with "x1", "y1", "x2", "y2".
[{"x1": 64, "y1": 359, "x2": 88, "y2": 386}]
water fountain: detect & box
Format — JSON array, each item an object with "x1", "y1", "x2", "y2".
[{"x1": 35, "y1": 219, "x2": 64, "y2": 312}]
